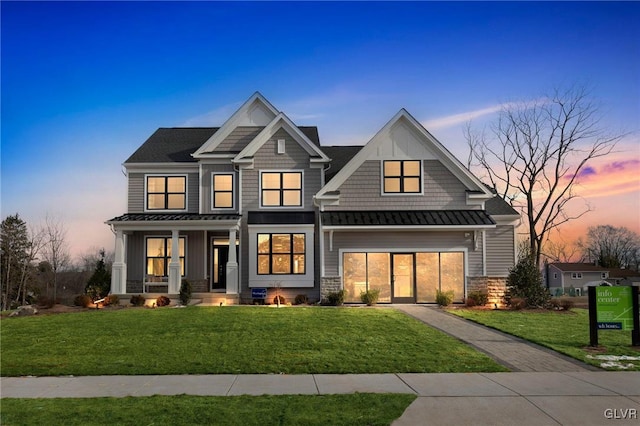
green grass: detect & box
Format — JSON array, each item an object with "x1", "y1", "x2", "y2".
[
  {"x1": 1, "y1": 306, "x2": 506, "y2": 376},
  {"x1": 0, "y1": 393, "x2": 417, "y2": 426},
  {"x1": 449, "y1": 308, "x2": 640, "y2": 370}
]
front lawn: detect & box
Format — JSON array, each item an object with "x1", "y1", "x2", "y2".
[
  {"x1": 449, "y1": 308, "x2": 640, "y2": 370},
  {"x1": 0, "y1": 393, "x2": 416, "y2": 426},
  {"x1": 1, "y1": 306, "x2": 506, "y2": 376}
]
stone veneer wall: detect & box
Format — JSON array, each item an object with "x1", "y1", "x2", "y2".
[
  {"x1": 468, "y1": 276, "x2": 508, "y2": 307},
  {"x1": 320, "y1": 276, "x2": 342, "y2": 301}
]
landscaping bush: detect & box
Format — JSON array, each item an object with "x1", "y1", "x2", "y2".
[
  {"x1": 509, "y1": 297, "x2": 526, "y2": 310},
  {"x1": 273, "y1": 295, "x2": 286, "y2": 305},
  {"x1": 179, "y1": 280, "x2": 192, "y2": 306},
  {"x1": 559, "y1": 298, "x2": 575, "y2": 311},
  {"x1": 36, "y1": 296, "x2": 56, "y2": 309},
  {"x1": 104, "y1": 294, "x2": 120, "y2": 306},
  {"x1": 466, "y1": 290, "x2": 488, "y2": 307},
  {"x1": 549, "y1": 298, "x2": 561, "y2": 310},
  {"x1": 130, "y1": 294, "x2": 146, "y2": 307},
  {"x1": 506, "y1": 244, "x2": 550, "y2": 308},
  {"x1": 294, "y1": 294, "x2": 309, "y2": 305},
  {"x1": 360, "y1": 289, "x2": 380, "y2": 306},
  {"x1": 156, "y1": 295, "x2": 171, "y2": 307},
  {"x1": 325, "y1": 290, "x2": 346, "y2": 306},
  {"x1": 74, "y1": 294, "x2": 92, "y2": 308},
  {"x1": 435, "y1": 289, "x2": 454, "y2": 307}
]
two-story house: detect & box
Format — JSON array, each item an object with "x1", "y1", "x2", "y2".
[
  {"x1": 106, "y1": 92, "x2": 519, "y2": 305},
  {"x1": 546, "y1": 262, "x2": 640, "y2": 296}
]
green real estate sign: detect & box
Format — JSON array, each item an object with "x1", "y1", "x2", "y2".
[{"x1": 596, "y1": 286, "x2": 634, "y2": 330}]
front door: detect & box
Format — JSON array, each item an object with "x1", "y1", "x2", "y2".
[
  {"x1": 392, "y1": 253, "x2": 416, "y2": 303},
  {"x1": 211, "y1": 245, "x2": 229, "y2": 291}
]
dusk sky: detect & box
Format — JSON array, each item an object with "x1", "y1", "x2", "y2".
[{"x1": 2, "y1": 1, "x2": 639, "y2": 259}]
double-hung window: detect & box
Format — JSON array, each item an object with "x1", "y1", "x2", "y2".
[
  {"x1": 383, "y1": 160, "x2": 422, "y2": 194},
  {"x1": 146, "y1": 237, "x2": 185, "y2": 277},
  {"x1": 212, "y1": 174, "x2": 234, "y2": 209},
  {"x1": 257, "y1": 233, "x2": 305, "y2": 274},
  {"x1": 147, "y1": 176, "x2": 186, "y2": 210},
  {"x1": 261, "y1": 171, "x2": 302, "y2": 207}
]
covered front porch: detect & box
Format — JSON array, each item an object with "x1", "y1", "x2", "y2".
[{"x1": 106, "y1": 214, "x2": 242, "y2": 297}]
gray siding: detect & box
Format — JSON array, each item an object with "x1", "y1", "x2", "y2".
[
  {"x1": 323, "y1": 230, "x2": 482, "y2": 277},
  {"x1": 127, "y1": 172, "x2": 199, "y2": 213},
  {"x1": 239, "y1": 128, "x2": 322, "y2": 291},
  {"x1": 200, "y1": 164, "x2": 237, "y2": 214},
  {"x1": 216, "y1": 126, "x2": 263, "y2": 152},
  {"x1": 485, "y1": 225, "x2": 515, "y2": 276},
  {"x1": 325, "y1": 160, "x2": 471, "y2": 211}
]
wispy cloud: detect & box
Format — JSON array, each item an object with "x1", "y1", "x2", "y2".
[
  {"x1": 181, "y1": 102, "x2": 242, "y2": 127},
  {"x1": 422, "y1": 104, "x2": 505, "y2": 130}
]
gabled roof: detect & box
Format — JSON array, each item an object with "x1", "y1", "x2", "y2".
[
  {"x1": 485, "y1": 195, "x2": 519, "y2": 216},
  {"x1": 192, "y1": 92, "x2": 279, "y2": 157},
  {"x1": 320, "y1": 146, "x2": 364, "y2": 182},
  {"x1": 549, "y1": 263, "x2": 609, "y2": 272},
  {"x1": 125, "y1": 128, "x2": 219, "y2": 163},
  {"x1": 234, "y1": 113, "x2": 329, "y2": 163},
  {"x1": 315, "y1": 109, "x2": 494, "y2": 200}
]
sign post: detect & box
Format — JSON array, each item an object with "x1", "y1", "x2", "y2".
[{"x1": 589, "y1": 286, "x2": 639, "y2": 347}]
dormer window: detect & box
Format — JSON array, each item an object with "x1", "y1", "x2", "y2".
[
  {"x1": 383, "y1": 160, "x2": 422, "y2": 194},
  {"x1": 146, "y1": 176, "x2": 186, "y2": 210},
  {"x1": 261, "y1": 171, "x2": 302, "y2": 207}
]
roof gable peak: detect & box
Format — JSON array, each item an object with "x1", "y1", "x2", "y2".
[{"x1": 192, "y1": 92, "x2": 280, "y2": 158}]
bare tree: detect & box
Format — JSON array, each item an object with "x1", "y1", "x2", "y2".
[
  {"x1": 16, "y1": 224, "x2": 46, "y2": 306},
  {"x1": 466, "y1": 86, "x2": 623, "y2": 268},
  {"x1": 542, "y1": 234, "x2": 583, "y2": 264},
  {"x1": 578, "y1": 225, "x2": 640, "y2": 270},
  {"x1": 42, "y1": 215, "x2": 71, "y2": 302}
]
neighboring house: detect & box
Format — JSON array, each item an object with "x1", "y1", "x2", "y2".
[
  {"x1": 106, "y1": 92, "x2": 519, "y2": 304},
  {"x1": 546, "y1": 263, "x2": 640, "y2": 296}
]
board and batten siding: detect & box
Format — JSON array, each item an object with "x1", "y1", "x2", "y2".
[
  {"x1": 126, "y1": 231, "x2": 206, "y2": 282},
  {"x1": 324, "y1": 160, "x2": 472, "y2": 211},
  {"x1": 127, "y1": 172, "x2": 199, "y2": 213},
  {"x1": 322, "y1": 230, "x2": 483, "y2": 277},
  {"x1": 484, "y1": 225, "x2": 516, "y2": 276},
  {"x1": 201, "y1": 164, "x2": 237, "y2": 214}
]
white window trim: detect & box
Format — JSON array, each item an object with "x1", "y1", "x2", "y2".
[
  {"x1": 379, "y1": 160, "x2": 424, "y2": 196},
  {"x1": 211, "y1": 172, "x2": 235, "y2": 210},
  {"x1": 143, "y1": 234, "x2": 188, "y2": 285},
  {"x1": 144, "y1": 174, "x2": 189, "y2": 213},
  {"x1": 258, "y1": 169, "x2": 305, "y2": 209},
  {"x1": 571, "y1": 272, "x2": 583, "y2": 279},
  {"x1": 601, "y1": 272, "x2": 609, "y2": 279}
]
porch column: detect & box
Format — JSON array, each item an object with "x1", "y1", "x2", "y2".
[
  {"x1": 168, "y1": 229, "x2": 181, "y2": 294},
  {"x1": 111, "y1": 230, "x2": 127, "y2": 294},
  {"x1": 226, "y1": 227, "x2": 239, "y2": 294}
]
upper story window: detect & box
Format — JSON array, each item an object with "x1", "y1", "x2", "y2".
[
  {"x1": 147, "y1": 176, "x2": 186, "y2": 210},
  {"x1": 383, "y1": 160, "x2": 422, "y2": 194},
  {"x1": 571, "y1": 272, "x2": 583, "y2": 279},
  {"x1": 212, "y1": 173, "x2": 234, "y2": 209},
  {"x1": 257, "y1": 233, "x2": 305, "y2": 275},
  {"x1": 261, "y1": 171, "x2": 302, "y2": 207},
  {"x1": 146, "y1": 236, "x2": 185, "y2": 277},
  {"x1": 601, "y1": 272, "x2": 609, "y2": 279}
]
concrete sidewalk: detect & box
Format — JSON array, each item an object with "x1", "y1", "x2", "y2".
[
  {"x1": 394, "y1": 305, "x2": 597, "y2": 372},
  {"x1": 2, "y1": 372, "x2": 639, "y2": 425}
]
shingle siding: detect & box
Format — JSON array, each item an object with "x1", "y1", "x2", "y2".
[
  {"x1": 324, "y1": 160, "x2": 471, "y2": 211},
  {"x1": 216, "y1": 126, "x2": 263, "y2": 152},
  {"x1": 485, "y1": 225, "x2": 515, "y2": 276}
]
